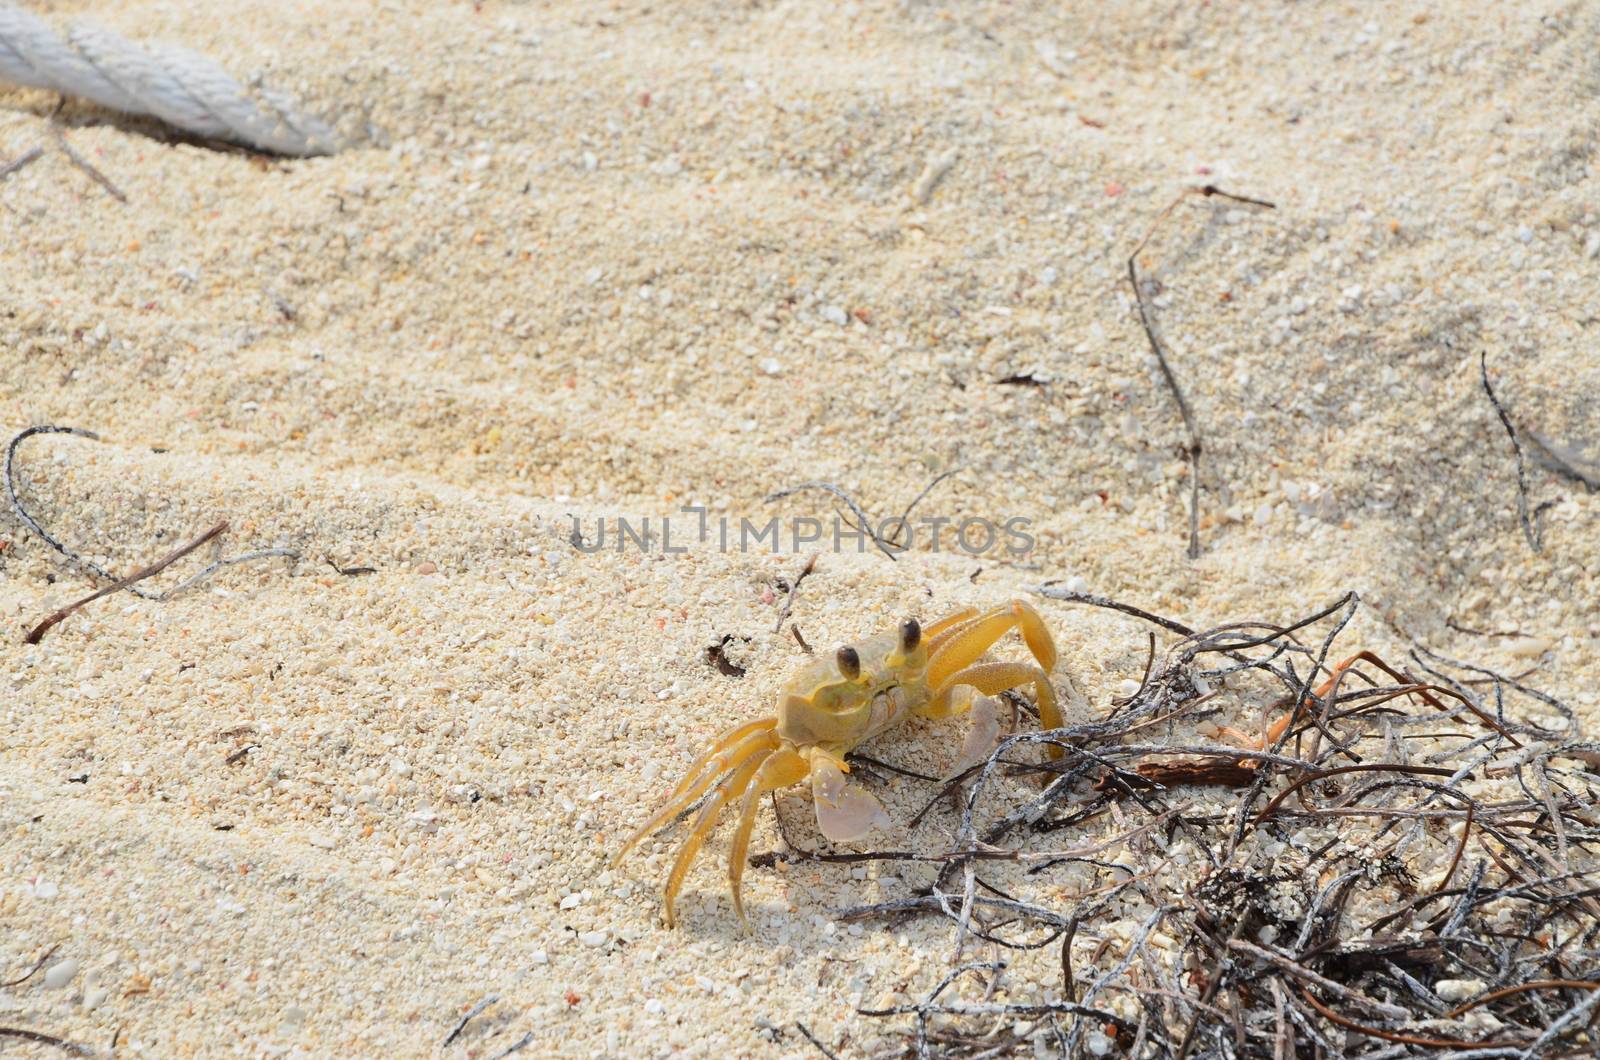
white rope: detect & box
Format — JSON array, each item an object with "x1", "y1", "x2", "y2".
[{"x1": 0, "y1": 3, "x2": 338, "y2": 156}]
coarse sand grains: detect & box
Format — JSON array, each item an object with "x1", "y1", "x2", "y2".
[{"x1": 2, "y1": 1, "x2": 1598, "y2": 1055}]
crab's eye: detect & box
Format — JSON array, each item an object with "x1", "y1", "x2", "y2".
[
  {"x1": 899, "y1": 618, "x2": 921, "y2": 653},
  {"x1": 835, "y1": 645, "x2": 862, "y2": 680}
]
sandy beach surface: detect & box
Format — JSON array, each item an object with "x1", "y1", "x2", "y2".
[{"x1": 3, "y1": 1, "x2": 1598, "y2": 1056}]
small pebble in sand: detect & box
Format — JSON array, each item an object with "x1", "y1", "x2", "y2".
[
  {"x1": 578, "y1": 930, "x2": 609, "y2": 947},
  {"x1": 34, "y1": 880, "x2": 60, "y2": 899},
  {"x1": 277, "y1": 1006, "x2": 308, "y2": 1037},
  {"x1": 1507, "y1": 636, "x2": 1553, "y2": 659},
  {"x1": 909, "y1": 148, "x2": 959, "y2": 203},
  {"x1": 44, "y1": 958, "x2": 81, "y2": 989},
  {"x1": 1435, "y1": 979, "x2": 1485, "y2": 1002}
]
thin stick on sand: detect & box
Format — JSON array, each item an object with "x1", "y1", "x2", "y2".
[
  {"x1": 26, "y1": 520, "x2": 228, "y2": 643},
  {"x1": 1128, "y1": 184, "x2": 1275, "y2": 559}
]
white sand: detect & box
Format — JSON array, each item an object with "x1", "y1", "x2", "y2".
[{"x1": 2, "y1": 1, "x2": 1597, "y2": 1055}]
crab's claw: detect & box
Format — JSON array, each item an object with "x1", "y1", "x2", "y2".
[
  {"x1": 811, "y1": 758, "x2": 891, "y2": 842},
  {"x1": 953, "y1": 692, "x2": 1002, "y2": 776}
]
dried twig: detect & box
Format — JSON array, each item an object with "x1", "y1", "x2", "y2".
[
  {"x1": 766, "y1": 482, "x2": 897, "y2": 561},
  {"x1": 1251, "y1": 762, "x2": 1459, "y2": 824},
  {"x1": 0, "y1": 146, "x2": 45, "y2": 181},
  {"x1": 773, "y1": 553, "x2": 818, "y2": 633},
  {"x1": 886, "y1": 467, "x2": 963, "y2": 547},
  {"x1": 0, "y1": 1027, "x2": 95, "y2": 1056},
  {"x1": 26, "y1": 520, "x2": 228, "y2": 643},
  {"x1": 1, "y1": 943, "x2": 61, "y2": 987},
  {"x1": 485, "y1": 1031, "x2": 535, "y2": 1059},
  {"x1": 1294, "y1": 986, "x2": 1494, "y2": 1050},
  {"x1": 5, "y1": 426, "x2": 135, "y2": 591},
  {"x1": 1097, "y1": 758, "x2": 1257, "y2": 791},
  {"x1": 48, "y1": 99, "x2": 126, "y2": 202},
  {"x1": 1127, "y1": 184, "x2": 1275, "y2": 559},
  {"x1": 843, "y1": 586, "x2": 1595, "y2": 1057},
  {"x1": 8, "y1": 426, "x2": 300, "y2": 641},
  {"x1": 794, "y1": 1021, "x2": 842, "y2": 1060},
  {"x1": 1479, "y1": 351, "x2": 1551, "y2": 553},
  {"x1": 1030, "y1": 585, "x2": 1195, "y2": 637},
  {"x1": 155, "y1": 546, "x2": 299, "y2": 600},
  {"x1": 766, "y1": 468, "x2": 965, "y2": 563},
  {"x1": 1227, "y1": 939, "x2": 1409, "y2": 1019},
  {"x1": 442, "y1": 994, "x2": 499, "y2": 1047}
]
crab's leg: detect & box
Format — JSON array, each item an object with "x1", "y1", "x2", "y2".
[
  {"x1": 661, "y1": 718, "x2": 777, "y2": 804},
  {"x1": 923, "y1": 606, "x2": 980, "y2": 647},
  {"x1": 663, "y1": 746, "x2": 772, "y2": 927},
  {"x1": 725, "y1": 747, "x2": 810, "y2": 930},
  {"x1": 923, "y1": 600, "x2": 1064, "y2": 757},
  {"x1": 925, "y1": 660, "x2": 1060, "y2": 738},
  {"x1": 612, "y1": 723, "x2": 777, "y2": 864},
  {"x1": 926, "y1": 599, "x2": 1058, "y2": 679}
]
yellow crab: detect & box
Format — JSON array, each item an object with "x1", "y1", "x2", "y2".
[{"x1": 613, "y1": 600, "x2": 1063, "y2": 928}]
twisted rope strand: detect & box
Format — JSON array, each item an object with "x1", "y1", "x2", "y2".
[{"x1": 0, "y1": 3, "x2": 338, "y2": 156}]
